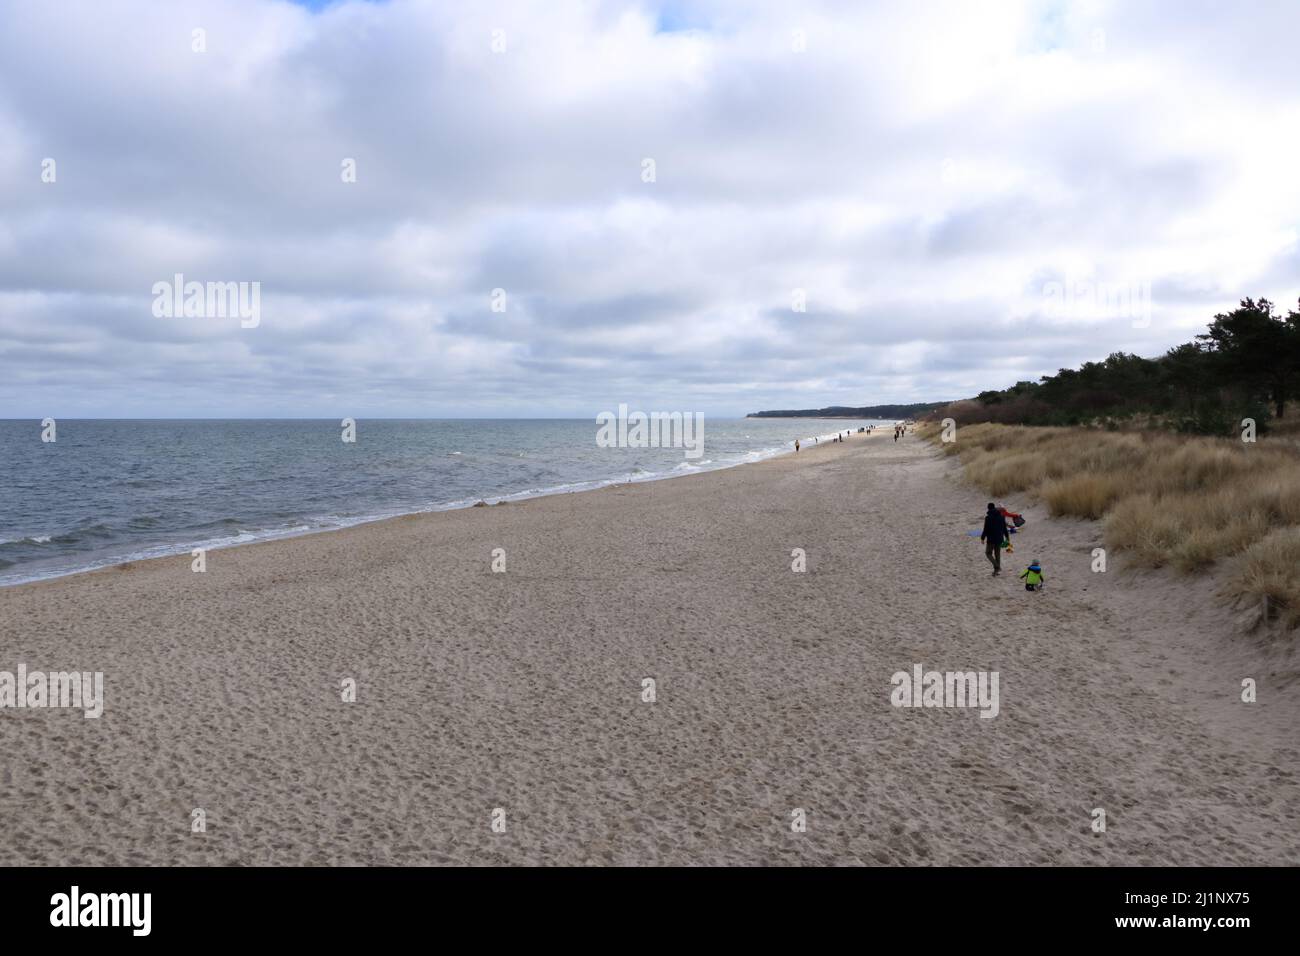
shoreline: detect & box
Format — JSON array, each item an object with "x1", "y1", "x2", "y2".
[
  {"x1": 3, "y1": 430, "x2": 1295, "y2": 865},
  {"x1": 2, "y1": 428, "x2": 873, "y2": 592}
]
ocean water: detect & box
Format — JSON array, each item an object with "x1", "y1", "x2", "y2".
[{"x1": 0, "y1": 417, "x2": 887, "y2": 586}]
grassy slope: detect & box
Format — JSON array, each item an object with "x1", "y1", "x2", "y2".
[{"x1": 917, "y1": 421, "x2": 1300, "y2": 628}]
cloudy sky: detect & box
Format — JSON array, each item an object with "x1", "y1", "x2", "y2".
[{"x1": 2, "y1": 0, "x2": 1298, "y2": 418}]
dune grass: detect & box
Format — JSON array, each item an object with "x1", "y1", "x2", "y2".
[
  {"x1": 1230, "y1": 527, "x2": 1300, "y2": 629},
  {"x1": 918, "y1": 420, "x2": 1300, "y2": 627}
]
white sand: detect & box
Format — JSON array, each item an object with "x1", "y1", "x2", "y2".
[{"x1": 1, "y1": 432, "x2": 1296, "y2": 865}]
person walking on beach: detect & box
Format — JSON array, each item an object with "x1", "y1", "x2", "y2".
[
  {"x1": 795, "y1": 438, "x2": 800, "y2": 453},
  {"x1": 1019, "y1": 559, "x2": 1044, "y2": 591},
  {"x1": 980, "y1": 502, "x2": 1009, "y2": 575}
]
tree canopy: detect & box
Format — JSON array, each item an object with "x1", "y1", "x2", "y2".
[{"x1": 949, "y1": 297, "x2": 1300, "y2": 434}]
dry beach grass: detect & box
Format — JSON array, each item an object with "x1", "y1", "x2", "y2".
[{"x1": 921, "y1": 421, "x2": 1300, "y2": 624}]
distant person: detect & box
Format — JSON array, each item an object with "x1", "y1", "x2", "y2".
[
  {"x1": 980, "y1": 502, "x2": 1009, "y2": 576},
  {"x1": 1019, "y1": 559, "x2": 1044, "y2": 591},
  {"x1": 795, "y1": 439, "x2": 800, "y2": 453}
]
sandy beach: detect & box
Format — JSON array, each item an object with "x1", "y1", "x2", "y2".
[{"x1": 2, "y1": 432, "x2": 1297, "y2": 866}]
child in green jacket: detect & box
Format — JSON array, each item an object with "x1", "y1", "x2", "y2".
[{"x1": 1019, "y1": 560, "x2": 1044, "y2": 591}]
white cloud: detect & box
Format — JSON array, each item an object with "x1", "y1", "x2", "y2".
[{"x1": 1, "y1": 0, "x2": 1297, "y2": 416}]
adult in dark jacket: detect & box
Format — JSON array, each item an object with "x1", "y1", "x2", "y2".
[{"x1": 980, "y1": 502, "x2": 1009, "y2": 575}]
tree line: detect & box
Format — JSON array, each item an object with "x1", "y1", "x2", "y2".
[{"x1": 943, "y1": 297, "x2": 1300, "y2": 434}]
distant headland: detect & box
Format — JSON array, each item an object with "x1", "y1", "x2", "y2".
[{"x1": 746, "y1": 402, "x2": 951, "y2": 419}]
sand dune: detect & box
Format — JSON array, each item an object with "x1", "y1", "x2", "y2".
[{"x1": 1, "y1": 433, "x2": 1296, "y2": 865}]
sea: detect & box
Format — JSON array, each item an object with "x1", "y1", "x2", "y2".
[{"x1": 0, "y1": 417, "x2": 889, "y2": 586}]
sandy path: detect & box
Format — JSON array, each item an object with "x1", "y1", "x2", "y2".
[{"x1": 1, "y1": 433, "x2": 1296, "y2": 865}]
